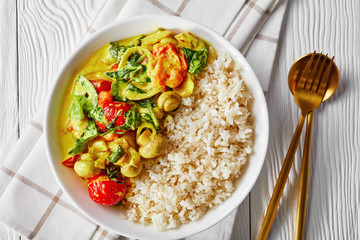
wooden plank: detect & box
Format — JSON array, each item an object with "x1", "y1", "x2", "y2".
[
  {"x1": 12, "y1": 1, "x2": 105, "y2": 239},
  {"x1": 250, "y1": 0, "x2": 360, "y2": 239},
  {"x1": 231, "y1": 195, "x2": 250, "y2": 240},
  {"x1": 17, "y1": 0, "x2": 105, "y2": 135},
  {"x1": 0, "y1": 0, "x2": 18, "y2": 165},
  {"x1": 0, "y1": 0, "x2": 19, "y2": 239}
]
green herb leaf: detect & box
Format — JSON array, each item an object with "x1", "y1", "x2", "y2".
[
  {"x1": 89, "y1": 107, "x2": 106, "y2": 123},
  {"x1": 109, "y1": 43, "x2": 127, "y2": 59},
  {"x1": 107, "y1": 145, "x2": 124, "y2": 163},
  {"x1": 182, "y1": 47, "x2": 209, "y2": 76},
  {"x1": 106, "y1": 165, "x2": 124, "y2": 184},
  {"x1": 139, "y1": 113, "x2": 152, "y2": 123},
  {"x1": 127, "y1": 84, "x2": 147, "y2": 94},
  {"x1": 105, "y1": 61, "x2": 144, "y2": 81},
  {"x1": 134, "y1": 99, "x2": 156, "y2": 108},
  {"x1": 122, "y1": 107, "x2": 141, "y2": 130},
  {"x1": 134, "y1": 99, "x2": 159, "y2": 129},
  {"x1": 69, "y1": 120, "x2": 98, "y2": 155},
  {"x1": 111, "y1": 79, "x2": 128, "y2": 102},
  {"x1": 128, "y1": 52, "x2": 141, "y2": 62}
]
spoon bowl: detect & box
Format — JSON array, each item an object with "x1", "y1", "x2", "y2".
[{"x1": 288, "y1": 53, "x2": 339, "y2": 101}]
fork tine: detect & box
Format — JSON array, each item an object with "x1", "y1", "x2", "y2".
[
  {"x1": 297, "y1": 51, "x2": 316, "y2": 89},
  {"x1": 305, "y1": 53, "x2": 322, "y2": 91},
  {"x1": 311, "y1": 54, "x2": 328, "y2": 92},
  {"x1": 316, "y1": 56, "x2": 334, "y2": 97}
]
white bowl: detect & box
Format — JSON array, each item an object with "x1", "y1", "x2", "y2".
[{"x1": 44, "y1": 15, "x2": 269, "y2": 240}]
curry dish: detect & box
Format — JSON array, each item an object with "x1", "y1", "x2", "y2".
[{"x1": 59, "y1": 29, "x2": 209, "y2": 206}]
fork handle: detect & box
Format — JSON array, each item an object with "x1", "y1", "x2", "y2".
[
  {"x1": 295, "y1": 112, "x2": 313, "y2": 240},
  {"x1": 258, "y1": 113, "x2": 306, "y2": 240}
]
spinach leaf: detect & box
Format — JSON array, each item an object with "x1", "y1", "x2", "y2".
[
  {"x1": 127, "y1": 84, "x2": 147, "y2": 94},
  {"x1": 107, "y1": 145, "x2": 124, "y2": 163},
  {"x1": 111, "y1": 80, "x2": 128, "y2": 102},
  {"x1": 182, "y1": 47, "x2": 209, "y2": 76},
  {"x1": 134, "y1": 99, "x2": 160, "y2": 130},
  {"x1": 128, "y1": 52, "x2": 141, "y2": 62},
  {"x1": 119, "y1": 107, "x2": 141, "y2": 131},
  {"x1": 134, "y1": 99, "x2": 156, "y2": 108},
  {"x1": 69, "y1": 120, "x2": 98, "y2": 155},
  {"x1": 139, "y1": 113, "x2": 152, "y2": 123},
  {"x1": 106, "y1": 165, "x2": 124, "y2": 184},
  {"x1": 109, "y1": 43, "x2": 127, "y2": 59},
  {"x1": 89, "y1": 107, "x2": 106, "y2": 123},
  {"x1": 182, "y1": 48, "x2": 197, "y2": 62},
  {"x1": 105, "y1": 61, "x2": 144, "y2": 81}
]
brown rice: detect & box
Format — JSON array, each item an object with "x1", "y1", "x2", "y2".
[{"x1": 125, "y1": 48, "x2": 254, "y2": 230}]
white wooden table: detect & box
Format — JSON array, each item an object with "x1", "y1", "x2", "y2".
[{"x1": 1, "y1": 0, "x2": 359, "y2": 239}]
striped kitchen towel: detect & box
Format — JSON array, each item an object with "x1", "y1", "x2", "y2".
[{"x1": 0, "y1": 0, "x2": 287, "y2": 239}]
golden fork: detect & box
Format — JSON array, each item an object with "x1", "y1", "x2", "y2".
[
  {"x1": 258, "y1": 52, "x2": 333, "y2": 240},
  {"x1": 294, "y1": 54, "x2": 337, "y2": 240}
]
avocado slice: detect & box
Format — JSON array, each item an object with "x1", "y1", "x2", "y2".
[
  {"x1": 68, "y1": 75, "x2": 98, "y2": 120},
  {"x1": 72, "y1": 74, "x2": 98, "y2": 112}
]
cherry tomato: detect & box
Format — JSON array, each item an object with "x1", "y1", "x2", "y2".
[
  {"x1": 96, "y1": 122, "x2": 108, "y2": 132},
  {"x1": 61, "y1": 154, "x2": 81, "y2": 168},
  {"x1": 88, "y1": 174, "x2": 127, "y2": 206},
  {"x1": 180, "y1": 53, "x2": 188, "y2": 71},
  {"x1": 102, "y1": 102, "x2": 131, "y2": 126},
  {"x1": 98, "y1": 91, "x2": 113, "y2": 107},
  {"x1": 96, "y1": 92, "x2": 132, "y2": 132},
  {"x1": 109, "y1": 62, "x2": 119, "y2": 71},
  {"x1": 90, "y1": 79, "x2": 112, "y2": 93}
]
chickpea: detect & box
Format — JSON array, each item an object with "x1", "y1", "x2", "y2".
[
  {"x1": 80, "y1": 153, "x2": 94, "y2": 161},
  {"x1": 114, "y1": 152, "x2": 129, "y2": 166},
  {"x1": 121, "y1": 162, "x2": 143, "y2": 178},
  {"x1": 102, "y1": 132, "x2": 116, "y2": 142},
  {"x1": 137, "y1": 129, "x2": 153, "y2": 146},
  {"x1": 136, "y1": 123, "x2": 157, "y2": 146},
  {"x1": 157, "y1": 91, "x2": 181, "y2": 112},
  {"x1": 74, "y1": 160, "x2": 101, "y2": 178},
  {"x1": 128, "y1": 148, "x2": 141, "y2": 168},
  {"x1": 120, "y1": 132, "x2": 137, "y2": 150},
  {"x1": 139, "y1": 134, "x2": 166, "y2": 158}
]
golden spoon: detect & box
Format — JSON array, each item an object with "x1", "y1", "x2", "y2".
[
  {"x1": 258, "y1": 52, "x2": 339, "y2": 240},
  {"x1": 289, "y1": 53, "x2": 339, "y2": 240}
]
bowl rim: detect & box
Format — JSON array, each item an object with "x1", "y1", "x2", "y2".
[{"x1": 44, "y1": 15, "x2": 269, "y2": 239}]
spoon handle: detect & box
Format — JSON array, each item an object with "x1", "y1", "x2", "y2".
[
  {"x1": 258, "y1": 113, "x2": 306, "y2": 240},
  {"x1": 295, "y1": 111, "x2": 313, "y2": 240}
]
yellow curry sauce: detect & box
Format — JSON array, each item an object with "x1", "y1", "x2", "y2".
[
  {"x1": 59, "y1": 36, "x2": 140, "y2": 158},
  {"x1": 58, "y1": 29, "x2": 209, "y2": 206}
]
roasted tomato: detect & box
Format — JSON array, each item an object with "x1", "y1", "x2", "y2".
[
  {"x1": 109, "y1": 62, "x2": 119, "y2": 71},
  {"x1": 61, "y1": 154, "x2": 81, "y2": 168},
  {"x1": 90, "y1": 79, "x2": 112, "y2": 93},
  {"x1": 97, "y1": 91, "x2": 113, "y2": 107},
  {"x1": 88, "y1": 174, "x2": 127, "y2": 206},
  {"x1": 96, "y1": 91, "x2": 131, "y2": 132},
  {"x1": 103, "y1": 101, "x2": 131, "y2": 126},
  {"x1": 151, "y1": 43, "x2": 186, "y2": 88}
]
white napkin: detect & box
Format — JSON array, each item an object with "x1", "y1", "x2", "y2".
[{"x1": 0, "y1": 0, "x2": 288, "y2": 239}]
